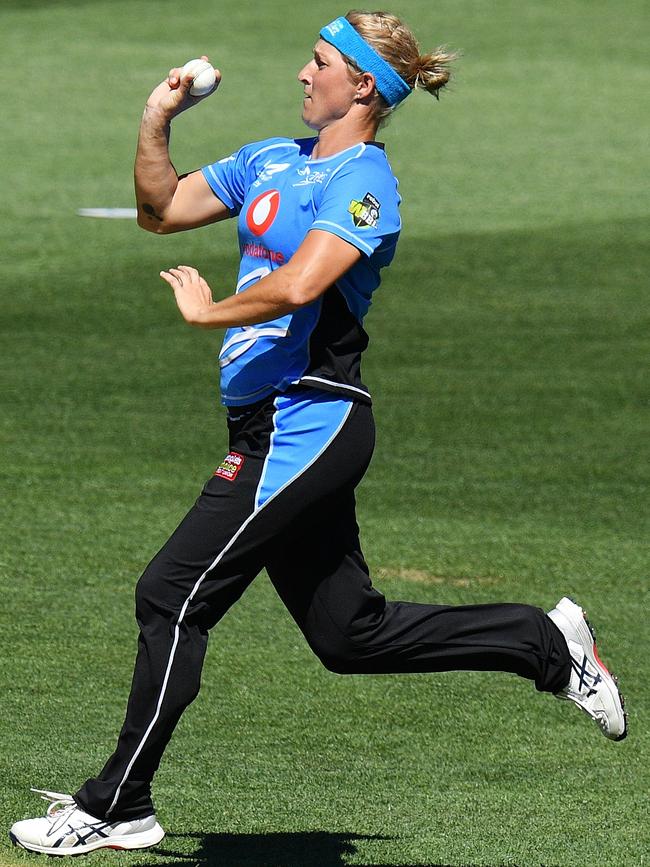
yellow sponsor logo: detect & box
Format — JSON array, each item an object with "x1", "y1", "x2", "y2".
[{"x1": 348, "y1": 192, "x2": 380, "y2": 229}]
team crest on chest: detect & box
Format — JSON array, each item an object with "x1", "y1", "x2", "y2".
[
  {"x1": 293, "y1": 165, "x2": 331, "y2": 187},
  {"x1": 246, "y1": 190, "x2": 281, "y2": 236},
  {"x1": 252, "y1": 161, "x2": 291, "y2": 188}
]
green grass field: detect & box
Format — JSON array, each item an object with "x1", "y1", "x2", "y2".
[{"x1": 1, "y1": 1, "x2": 649, "y2": 865}]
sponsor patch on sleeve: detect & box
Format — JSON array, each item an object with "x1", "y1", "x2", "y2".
[
  {"x1": 214, "y1": 451, "x2": 245, "y2": 481},
  {"x1": 348, "y1": 192, "x2": 381, "y2": 229}
]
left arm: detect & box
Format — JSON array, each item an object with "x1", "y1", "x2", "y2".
[{"x1": 160, "y1": 229, "x2": 362, "y2": 328}]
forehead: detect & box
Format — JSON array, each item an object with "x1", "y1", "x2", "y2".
[{"x1": 313, "y1": 38, "x2": 345, "y2": 63}]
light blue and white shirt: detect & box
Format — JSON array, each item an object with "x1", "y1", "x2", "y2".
[{"x1": 202, "y1": 135, "x2": 401, "y2": 406}]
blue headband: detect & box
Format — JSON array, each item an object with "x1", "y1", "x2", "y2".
[{"x1": 319, "y1": 16, "x2": 412, "y2": 107}]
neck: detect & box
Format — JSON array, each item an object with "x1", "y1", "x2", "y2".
[{"x1": 310, "y1": 116, "x2": 378, "y2": 159}]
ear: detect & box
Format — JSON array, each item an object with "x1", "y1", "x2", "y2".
[{"x1": 355, "y1": 71, "x2": 376, "y2": 100}]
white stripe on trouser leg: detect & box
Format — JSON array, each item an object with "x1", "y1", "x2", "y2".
[{"x1": 105, "y1": 401, "x2": 353, "y2": 816}]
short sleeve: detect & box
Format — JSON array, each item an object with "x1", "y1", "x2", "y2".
[
  {"x1": 311, "y1": 152, "x2": 401, "y2": 257},
  {"x1": 201, "y1": 145, "x2": 253, "y2": 215}
]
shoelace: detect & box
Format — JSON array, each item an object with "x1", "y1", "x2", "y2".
[{"x1": 30, "y1": 788, "x2": 80, "y2": 837}]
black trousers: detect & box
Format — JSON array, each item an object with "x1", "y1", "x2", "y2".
[{"x1": 74, "y1": 389, "x2": 570, "y2": 821}]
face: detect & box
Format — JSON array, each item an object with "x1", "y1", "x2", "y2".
[{"x1": 298, "y1": 39, "x2": 359, "y2": 131}]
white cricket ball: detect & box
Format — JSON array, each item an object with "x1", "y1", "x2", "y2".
[{"x1": 181, "y1": 58, "x2": 217, "y2": 97}]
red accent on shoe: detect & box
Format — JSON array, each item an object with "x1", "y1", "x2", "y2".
[{"x1": 592, "y1": 642, "x2": 611, "y2": 674}]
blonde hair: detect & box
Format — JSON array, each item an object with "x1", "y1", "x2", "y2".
[{"x1": 344, "y1": 9, "x2": 456, "y2": 122}]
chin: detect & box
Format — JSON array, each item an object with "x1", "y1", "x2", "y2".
[{"x1": 301, "y1": 112, "x2": 320, "y2": 131}]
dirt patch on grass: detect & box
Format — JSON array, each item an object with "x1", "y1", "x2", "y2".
[{"x1": 374, "y1": 567, "x2": 500, "y2": 588}]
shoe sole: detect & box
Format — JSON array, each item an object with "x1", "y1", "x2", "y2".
[
  {"x1": 9, "y1": 824, "x2": 165, "y2": 856},
  {"x1": 556, "y1": 597, "x2": 628, "y2": 741}
]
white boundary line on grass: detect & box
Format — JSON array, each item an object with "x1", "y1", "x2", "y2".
[{"x1": 77, "y1": 208, "x2": 138, "y2": 219}]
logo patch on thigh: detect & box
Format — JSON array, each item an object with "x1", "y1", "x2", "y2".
[{"x1": 214, "y1": 452, "x2": 245, "y2": 481}]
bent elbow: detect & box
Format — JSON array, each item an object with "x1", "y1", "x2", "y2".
[
  {"x1": 137, "y1": 214, "x2": 158, "y2": 233},
  {"x1": 136, "y1": 206, "x2": 174, "y2": 234},
  {"x1": 284, "y1": 287, "x2": 308, "y2": 309},
  {"x1": 284, "y1": 280, "x2": 322, "y2": 309}
]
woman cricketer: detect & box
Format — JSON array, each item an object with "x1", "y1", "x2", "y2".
[{"x1": 10, "y1": 10, "x2": 626, "y2": 856}]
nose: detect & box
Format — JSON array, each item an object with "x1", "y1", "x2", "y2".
[{"x1": 298, "y1": 60, "x2": 314, "y2": 86}]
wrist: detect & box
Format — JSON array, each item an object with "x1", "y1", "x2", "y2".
[
  {"x1": 143, "y1": 104, "x2": 173, "y2": 126},
  {"x1": 195, "y1": 304, "x2": 218, "y2": 329}
]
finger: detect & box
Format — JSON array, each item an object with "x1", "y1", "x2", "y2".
[
  {"x1": 168, "y1": 268, "x2": 186, "y2": 286},
  {"x1": 177, "y1": 264, "x2": 200, "y2": 280},
  {"x1": 160, "y1": 269, "x2": 181, "y2": 283},
  {"x1": 179, "y1": 70, "x2": 195, "y2": 91},
  {"x1": 159, "y1": 270, "x2": 177, "y2": 287},
  {"x1": 167, "y1": 68, "x2": 181, "y2": 89}
]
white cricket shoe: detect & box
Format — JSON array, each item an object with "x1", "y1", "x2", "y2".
[
  {"x1": 548, "y1": 597, "x2": 627, "y2": 741},
  {"x1": 9, "y1": 789, "x2": 165, "y2": 855}
]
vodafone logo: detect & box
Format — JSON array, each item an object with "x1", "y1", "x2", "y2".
[{"x1": 246, "y1": 189, "x2": 280, "y2": 237}]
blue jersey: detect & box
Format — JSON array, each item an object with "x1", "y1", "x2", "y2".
[{"x1": 201, "y1": 136, "x2": 401, "y2": 406}]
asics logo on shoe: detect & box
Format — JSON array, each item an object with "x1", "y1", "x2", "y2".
[
  {"x1": 51, "y1": 822, "x2": 112, "y2": 848},
  {"x1": 570, "y1": 653, "x2": 602, "y2": 697}
]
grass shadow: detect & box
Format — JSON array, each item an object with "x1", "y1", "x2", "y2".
[{"x1": 152, "y1": 830, "x2": 467, "y2": 867}]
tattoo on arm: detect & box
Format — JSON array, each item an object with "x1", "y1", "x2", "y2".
[{"x1": 141, "y1": 203, "x2": 163, "y2": 222}]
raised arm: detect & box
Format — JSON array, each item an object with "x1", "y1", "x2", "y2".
[{"x1": 135, "y1": 60, "x2": 230, "y2": 234}]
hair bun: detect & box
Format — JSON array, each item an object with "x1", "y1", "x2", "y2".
[
  {"x1": 345, "y1": 10, "x2": 457, "y2": 120},
  {"x1": 411, "y1": 49, "x2": 455, "y2": 98}
]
